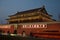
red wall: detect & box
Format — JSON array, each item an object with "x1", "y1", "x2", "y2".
[
  {"x1": 0, "y1": 23, "x2": 60, "y2": 35},
  {"x1": 17, "y1": 23, "x2": 60, "y2": 35},
  {"x1": 0, "y1": 25, "x2": 14, "y2": 34}
]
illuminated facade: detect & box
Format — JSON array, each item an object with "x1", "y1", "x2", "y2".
[
  {"x1": 0, "y1": 6, "x2": 60, "y2": 39},
  {"x1": 7, "y1": 6, "x2": 55, "y2": 24}
]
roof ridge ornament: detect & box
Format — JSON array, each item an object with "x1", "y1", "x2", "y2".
[{"x1": 42, "y1": 5, "x2": 45, "y2": 8}]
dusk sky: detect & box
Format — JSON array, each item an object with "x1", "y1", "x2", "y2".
[{"x1": 0, "y1": 0, "x2": 60, "y2": 24}]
